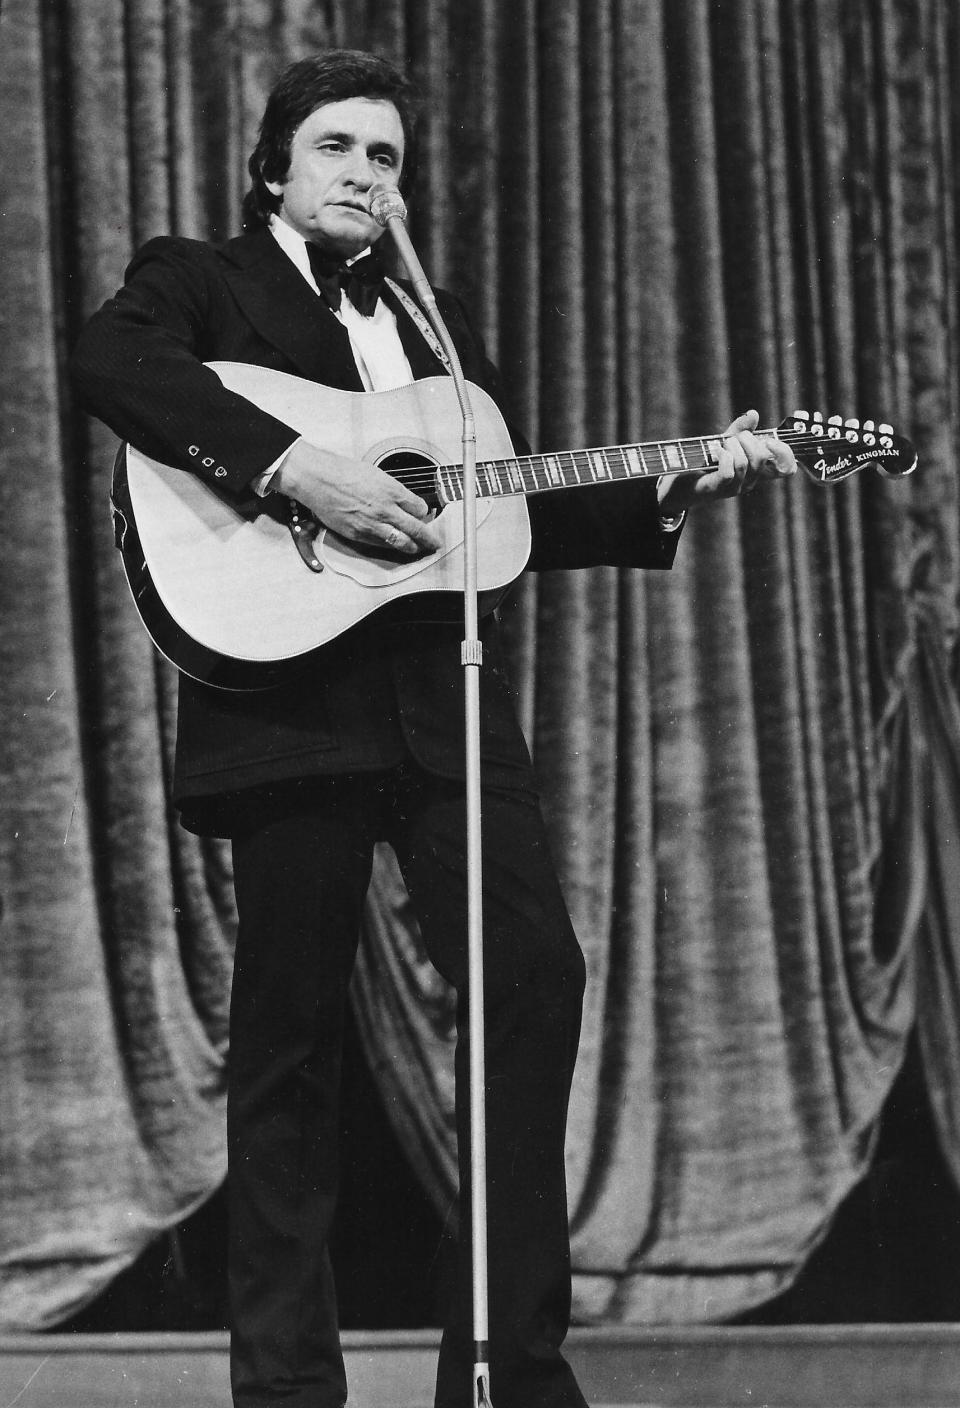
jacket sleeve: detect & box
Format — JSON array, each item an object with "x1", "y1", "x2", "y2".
[
  {"x1": 525, "y1": 477, "x2": 683, "y2": 572},
  {"x1": 71, "y1": 237, "x2": 298, "y2": 498}
]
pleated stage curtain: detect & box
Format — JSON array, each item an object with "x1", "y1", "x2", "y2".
[{"x1": 1, "y1": 0, "x2": 958, "y2": 1328}]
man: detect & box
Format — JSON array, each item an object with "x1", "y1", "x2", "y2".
[{"x1": 72, "y1": 48, "x2": 795, "y2": 1408}]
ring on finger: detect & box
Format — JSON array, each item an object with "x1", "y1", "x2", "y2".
[{"x1": 385, "y1": 527, "x2": 404, "y2": 550}]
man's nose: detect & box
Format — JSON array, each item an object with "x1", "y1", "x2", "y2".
[{"x1": 344, "y1": 152, "x2": 376, "y2": 187}]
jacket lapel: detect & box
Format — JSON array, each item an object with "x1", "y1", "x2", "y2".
[
  {"x1": 217, "y1": 228, "x2": 449, "y2": 388},
  {"x1": 217, "y1": 227, "x2": 365, "y2": 391}
]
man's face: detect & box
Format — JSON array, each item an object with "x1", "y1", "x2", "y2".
[{"x1": 266, "y1": 96, "x2": 405, "y2": 257}]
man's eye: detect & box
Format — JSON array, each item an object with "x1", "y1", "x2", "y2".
[
  {"x1": 374, "y1": 153, "x2": 397, "y2": 169},
  {"x1": 318, "y1": 141, "x2": 345, "y2": 154}
]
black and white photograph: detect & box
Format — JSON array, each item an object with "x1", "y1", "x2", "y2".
[{"x1": 1, "y1": 3, "x2": 958, "y2": 1406}]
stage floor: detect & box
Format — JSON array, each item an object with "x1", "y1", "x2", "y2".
[{"x1": 1, "y1": 1324, "x2": 958, "y2": 1407}]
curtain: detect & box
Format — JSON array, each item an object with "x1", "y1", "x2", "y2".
[{"x1": 1, "y1": 0, "x2": 958, "y2": 1329}]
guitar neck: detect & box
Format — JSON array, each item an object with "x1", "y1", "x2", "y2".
[{"x1": 436, "y1": 430, "x2": 776, "y2": 502}]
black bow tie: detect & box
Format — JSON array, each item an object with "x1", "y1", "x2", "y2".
[{"x1": 305, "y1": 245, "x2": 384, "y2": 317}]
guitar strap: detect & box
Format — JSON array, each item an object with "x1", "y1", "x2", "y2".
[{"x1": 384, "y1": 278, "x2": 454, "y2": 374}]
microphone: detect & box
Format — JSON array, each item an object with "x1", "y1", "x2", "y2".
[
  {"x1": 369, "y1": 184, "x2": 407, "y2": 227},
  {"x1": 367, "y1": 183, "x2": 436, "y2": 316}
]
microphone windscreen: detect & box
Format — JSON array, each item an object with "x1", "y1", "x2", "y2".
[{"x1": 369, "y1": 184, "x2": 407, "y2": 226}]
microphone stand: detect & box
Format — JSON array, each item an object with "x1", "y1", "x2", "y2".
[{"x1": 370, "y1": 186, "x2": 492, "y2": 1408}]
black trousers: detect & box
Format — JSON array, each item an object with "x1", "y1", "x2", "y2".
[{"x1": 227, "y1": 762, "x2": 588, "y2": 1408}]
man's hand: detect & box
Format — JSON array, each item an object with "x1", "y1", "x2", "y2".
[
  {"x1": 275, "y1": 439, "x2": 440, "y2": 556},
  {"x1": 656, "y1": 409, "x2": 796, "y2": 517}
]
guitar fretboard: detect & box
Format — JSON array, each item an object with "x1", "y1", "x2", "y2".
[{"x1": 435, "y1": 432, "x2": 772, "y2": 502}]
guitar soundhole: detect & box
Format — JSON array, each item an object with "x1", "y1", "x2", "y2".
[{"x1": 378, "y1": 450, "x2": 441, "y2": 513}]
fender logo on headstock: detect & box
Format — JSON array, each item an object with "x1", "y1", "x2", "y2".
[{"x1": 779, "y1": 410, "x2": 917, "y2": 484}]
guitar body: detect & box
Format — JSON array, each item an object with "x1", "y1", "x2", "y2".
[{"x1": 115, "y1": 363, "x2": 531, "y2": 689}]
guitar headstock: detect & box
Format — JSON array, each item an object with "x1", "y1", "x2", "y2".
[{"x1": 777, "y1": 411, "x2": 917, "y2": 484}]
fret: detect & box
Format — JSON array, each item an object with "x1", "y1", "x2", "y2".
[
  {"x1": 544, "y1": 455, "x2": 562, "y2": 488},
  {"x1": 590, "y1": 450, "x2": 610, "y2": 481},
  {"x1": 440, "y1": 465, "x2": 460, "y2": 502},
  {"x1": 508, "y1": 460, "x2": 524, "y2": 493}
]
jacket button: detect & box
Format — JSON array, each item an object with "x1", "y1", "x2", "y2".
[{"x1": 215, "y1": 467, "x2": 228, "y2": 478}]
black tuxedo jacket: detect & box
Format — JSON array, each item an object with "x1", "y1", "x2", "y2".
[{"x1": 73, "y1": 227, "x2": 681, "y2": 834}]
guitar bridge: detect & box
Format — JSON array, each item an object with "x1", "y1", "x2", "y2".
[{"x1": 287, "y1": 499, "x2": 324, "y2": 573}]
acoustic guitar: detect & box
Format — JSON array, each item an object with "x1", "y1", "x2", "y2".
[{"x1": 112, "y1": 361, "x2": 916, "y2": 690}]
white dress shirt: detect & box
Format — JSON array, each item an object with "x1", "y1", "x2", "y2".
[{"x1": 251, "y1": 218, "x2": 417, "y2": 496}]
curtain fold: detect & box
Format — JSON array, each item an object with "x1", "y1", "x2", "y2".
[{"x1": 2, "y1": 0, "x2": 959, "y2": 1330}]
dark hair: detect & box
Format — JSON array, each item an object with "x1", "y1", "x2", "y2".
[{"x1": 242, "y1": 49, "x2": 421, "y2": 229}]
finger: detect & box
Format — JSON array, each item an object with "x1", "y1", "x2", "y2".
[
  {"x1": 378, "y1": 511, "x2": 440, "y2": 556},
  {"x1": 391, "y1": 486, "x2": 432, "y2": 520},
  {"x1": 718, "y1": 433, "x2": 748, "y2": 489},
  {"x1": 735, "y1": 429, "x2": 773, "y2": 490},
  {"x1": 738, "y1": 429, "x2": 790, "y2": 478},
  {"x1": 720, "y1": 408, "x2": 760, "y2": 439},
  {"x1": 375, "y1": 522, "x2": 421, "y2": 556},
  {"x1": 403, "y1": 513, "x2": 441, "y2": 551},
  {"x1": 764, "y1": 434, "x2": 798, "y2": 477}
]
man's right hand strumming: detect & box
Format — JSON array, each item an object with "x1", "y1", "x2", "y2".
[{"x1": 275, "y1": 438, "x2": 440, "y2": 557}]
